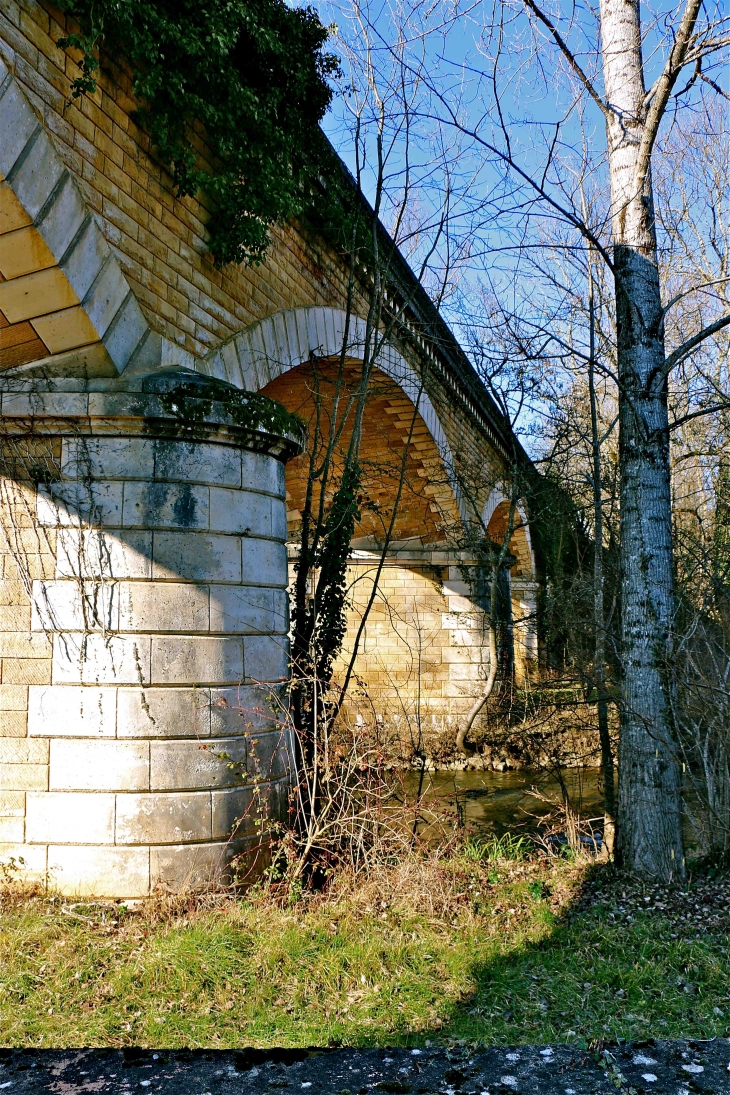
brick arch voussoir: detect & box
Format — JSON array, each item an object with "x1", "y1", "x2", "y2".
[
  {"x1": 483, "y1": 489, "x2": 535, "y2": 580},
  {"x1": 203, "y1": 306, "x2": 466, "y2": 527}
]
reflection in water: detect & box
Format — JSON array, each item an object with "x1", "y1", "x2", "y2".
[{"x1": 401, "y1": 767, "x2": 606, "y2": 842}]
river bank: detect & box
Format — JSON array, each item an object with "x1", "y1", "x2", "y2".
[{"x1": 1, "y1": 853, "x2": 727, "y2": 1049}]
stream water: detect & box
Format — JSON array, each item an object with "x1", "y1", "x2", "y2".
[
  {"x1": 400, "y1": 768, "x2": 706, "y2": 854},
  {"x1": 400, "y1": 767, "x2": 607, "y2": 845}
]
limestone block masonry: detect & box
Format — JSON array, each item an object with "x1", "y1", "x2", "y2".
[{"x1": 0, "y1": 368, "x2": 302, "y2": 897}]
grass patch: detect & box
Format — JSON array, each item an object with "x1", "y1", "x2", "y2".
[
  {"x1": 461, "y1": 833, "x2": 533, "y2": 863},
  {"x1": 0, "y1": 857, "x2": 727, "y2": 1048}
]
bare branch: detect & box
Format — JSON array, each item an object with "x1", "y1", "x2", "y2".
[
  {"x1": 700, "y1": 71, "x2": 730, "y2": 101},
  {"x1": 664, "y1": 310, "x2": 730, "y2": 374},
  {"x1": 663, "y1": 275, "x2": 730, "y2": 315},
  {"x1": 636, "y1": 0, "x2": 704, "y2": 191},
  {"x1": 669, "y1": 401, "x2": 730, "y2": 432},
  {"x1": 520, "y1": 0, "x2": 609, "y2": 118}
]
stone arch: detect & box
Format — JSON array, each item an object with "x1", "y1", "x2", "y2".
[
  {"x1": 265, "y1": 360, "x2": 463, "y2": 544},
  {"x1": 483, "y1": 488, "x2": 535, "y2": 580},
  {"x1": 484, "y1": 488, "x2": 538, "y2": 679},
  {"x1": 0, "y1": 67, "x2": 157, "y2": 378},
  {"x1": 202, "y1": 306, "x2": 466, "y2": 529}
]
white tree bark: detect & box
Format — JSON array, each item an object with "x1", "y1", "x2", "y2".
[{"x1": 599, "y1": 0, "x2": 684, "y2": 878}]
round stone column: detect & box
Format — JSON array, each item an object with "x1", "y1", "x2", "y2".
[{"x1": 4, "y1": 368, "x2": 301, "y2": 898}]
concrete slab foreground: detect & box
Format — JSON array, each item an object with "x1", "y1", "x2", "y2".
[{"x1": 0, "y1": 1041, "x2": 728, "y2": 1095}]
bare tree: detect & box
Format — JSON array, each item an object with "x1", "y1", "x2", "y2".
[
  {"x1": 338, "y1": 0, "x2": 729, "y2": 879},
  {"x1": 282, "y1": 4, "x2": 475, "y2": 877}
]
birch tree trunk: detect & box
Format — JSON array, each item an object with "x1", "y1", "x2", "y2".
[{"x1": 599, "y1": 0, "x2": 684, "y2": 878}]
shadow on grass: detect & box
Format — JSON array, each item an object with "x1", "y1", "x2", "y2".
[
  {"x1": 0, "y1": 858, "x2": 728, "y2": 1051},
  {"x1": 430, "y1": 859, "x2": 729, "y2": 1049},
  {"x1": 1, "y1": 865, "x2": 729, "y2": 1095}
]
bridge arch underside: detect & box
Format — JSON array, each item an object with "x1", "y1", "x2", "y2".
[{"x1": 261, "y1": 358, "x2": 500, "y2": 759}]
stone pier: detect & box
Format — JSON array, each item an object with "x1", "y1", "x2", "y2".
[{"x1": 0, "y1": 368, "x2": 301, "y2": 897}]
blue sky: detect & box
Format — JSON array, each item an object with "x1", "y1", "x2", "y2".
[{"x1": 306, "y1": 0, "x2": 730, "y2": 443}]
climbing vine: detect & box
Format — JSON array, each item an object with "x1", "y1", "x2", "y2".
[{"x1": 57, "y1": 0, "x2": 339, "y2": 266}]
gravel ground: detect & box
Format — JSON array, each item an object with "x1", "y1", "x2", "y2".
[{"x1": 1, "y1": 1040, "x2": 729, "y2": 1095}]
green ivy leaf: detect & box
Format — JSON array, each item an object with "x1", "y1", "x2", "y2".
[{"x1": 56, "y1": 0, "x2": 341, "y2": 266}]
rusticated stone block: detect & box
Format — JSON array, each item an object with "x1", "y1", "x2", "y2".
[
  {"x1": 117, "y1": 582, "x2": 209, "y2": 633},
  {"x1": 214, "y1": 778, "x2": 286, "y2": 841},
  {"x1": 247, "y1": 730, "x2": 290, "y2": 782},
  {"x1": 241, "y1": 452, "x2": 286, "y2": 497},
  {"x1": 150, "y1": 737, "x2": 247, "y2": 791},
  {"x1": 122, "y1": 481, "x2": 210, "y2": 531},
  {"x1": 115, "y1": 790, "x2": 212, "y2": 844},
  {"x1": 31, "y1": 579, "x2": 119, "y2": 633},
  {"x1": 26, "y1": 791, "x2": 115, "y2": 844},
  {"x1": 271, "y1": 498, "x2": 288, "y2": 541},
  {"x1": 52, "y1": 633, "x2": 151, "y2": 685},
  {"x1": 150, "y1": 635, "x2": 243, "y2": 686},
  {"x1": 152, "y1": 531, "x2": 241, "y2": 583},
  {"x1": 28, "y1": 685, "x2": 117, "y2": 737},
  {"x1": 60, "y1": 216, "x2": 116, "y2": 303},
  {"x1": 244, "y1": 634, "x2": 288, "y2": 683},
  {"x1": 211, "y1": 785, "x2": 256, "y2": 840},
  {"x1": 55, "y1": 529, "x2": 153, "y2": 580},
  {"x1": 36, "y1": 481, "x2": 124, "y2": 529},
  {"x1": 209, "y1": 487, "x2": 271, "y2": 536},
  {"x1": 116, "y1": 686, "x2": 210, "y2": 739},
  {"x1": 241, "y1": 538, "x2": 287, "y2": 587},
  {"x1": 48, "y1": 845, "x2": 150, "y2": 898},
  {"x1": 150, "y1": 838, "x2": 252, "y2": 891},
  {"x1": 61, "y1": 438, "x2": 156, "y2": 482},
  {"x1": 209, "y1": 586, "x2": 277, "y2": 635},
  {"x1": 0, "y1": 79, "x2": 40, "y2": 178},
  {"x1": 37, "y1": 172, "x2": 87, "y2": 263},
  {"x1": 209, "y1": 684, "x2": 285, "y2": 737},
  {"x1": 154, "y1": 440, "x2": 241, "y2": 488},
  {"x1": 49, "y1": 739, "x2": 149, "y2": 791}
]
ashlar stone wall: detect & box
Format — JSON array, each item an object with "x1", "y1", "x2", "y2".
[{"x1": 0, "y1": 370, "x2": 298, "y2": 896}]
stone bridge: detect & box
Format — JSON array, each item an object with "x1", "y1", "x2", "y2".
[{"x1": 0, "y1": 0, "x2": 537, "y2": 895}]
